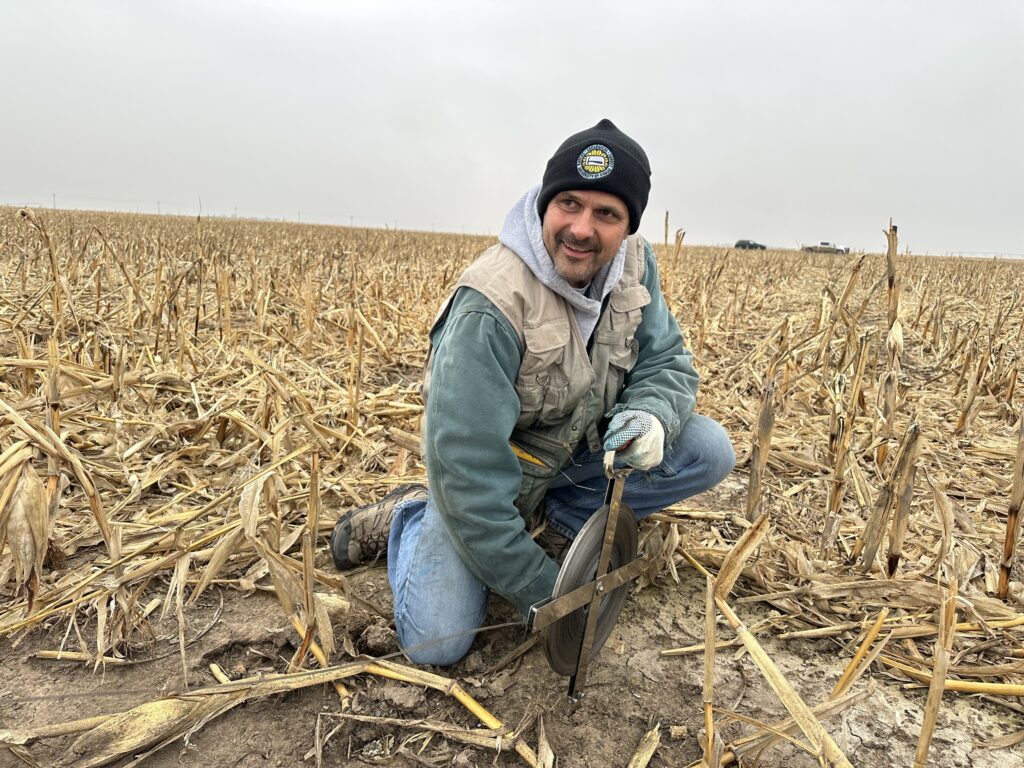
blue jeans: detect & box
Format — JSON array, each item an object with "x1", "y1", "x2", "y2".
[{"x1": 387, "y1": 413, "x2": 735, "y2": 666}]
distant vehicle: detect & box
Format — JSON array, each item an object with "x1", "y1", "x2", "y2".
[
  {"x1": 734, "y1": 239, "x2": 766, "y2": 250},
  {"x1": 801, "y1": 241, "x2": 849, "y2": 254}
]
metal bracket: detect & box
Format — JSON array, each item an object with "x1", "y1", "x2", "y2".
[
  {"x1": 529, "y1": 552, "x2": 650, "y2": 633},
  {"x1": 566, "y1": 451, "x2": 630, "y2": 704}
]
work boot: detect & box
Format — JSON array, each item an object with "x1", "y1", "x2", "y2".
[{"x1": 330, "y1": 484, "x2": 427, "y2": 570}]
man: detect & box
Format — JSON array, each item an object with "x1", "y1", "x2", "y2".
[{"x1": 331, "y1": 119, "x2": 735, "y2": 666}]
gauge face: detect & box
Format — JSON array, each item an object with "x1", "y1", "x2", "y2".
[{"x1": 542, "y1": 503, "x2": 638, "y2": 676}]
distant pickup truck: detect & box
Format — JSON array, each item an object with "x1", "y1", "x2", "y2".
[{"x1": 801, "y1": 241, "x2": 850, "y2": 254}]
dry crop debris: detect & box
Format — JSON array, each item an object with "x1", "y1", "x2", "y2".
[{"x1": 0, "y1": 207, "x2": 1022, "y2": 766}]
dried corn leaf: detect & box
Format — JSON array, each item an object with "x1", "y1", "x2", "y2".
[
  {"x1": 189, "y1": 526, "x2": 245, "y2": 604},
  {"x1": 60, "y1": 694, "x2": 242, "y2": 768},
  {"x1": 3, "y1": 463, "x2": 49, "y2": 606},
  {"x1": 715, "y1": 512, "x2": 769, "y2": 598},
  {"x1": 254, "y1": 538, "x2": 303, "y2": 617},
  {"x1": 238, "y1": 473, "x2": 263, "y2": 539}
]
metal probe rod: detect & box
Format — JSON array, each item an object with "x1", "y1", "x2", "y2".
[{"x1": 567, "y1": 451, "x2": 629, "y2": 705}]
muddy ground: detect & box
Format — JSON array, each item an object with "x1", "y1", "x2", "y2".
[{"x1": 3, "y1": 479, "x2": 1023, "y2": 768}]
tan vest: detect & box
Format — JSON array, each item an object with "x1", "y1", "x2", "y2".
[{"x1": 423, "y1": 236, "x2": 651, "y2": 518}]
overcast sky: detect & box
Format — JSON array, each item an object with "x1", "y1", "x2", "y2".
[{"x1": 3, "y1": 1, "x2": 1022, "y2": 255}]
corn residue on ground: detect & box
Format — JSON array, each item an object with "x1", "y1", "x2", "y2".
[{"x1": 1, "y1": 207, "x2": 1023, "y2": 767}]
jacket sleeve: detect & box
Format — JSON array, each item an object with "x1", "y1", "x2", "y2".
[
  {"x1": 606, "y1": 240, "x2": 699, "y2": 444},
  {"x1": 423, "y1": 287, "x2": 560, "y2": 616}
]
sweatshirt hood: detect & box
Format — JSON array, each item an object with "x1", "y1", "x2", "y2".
[{"x1": 497, "y1": 184, "x2": 626, "y2": 345}]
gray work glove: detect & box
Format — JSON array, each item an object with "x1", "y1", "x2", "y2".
[{"x1": 602, "y1": 410, "x2": 665, "y2": 470}]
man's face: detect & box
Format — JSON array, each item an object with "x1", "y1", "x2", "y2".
[{"x1": 541, "y1": 190, "x2": 630, "y2": 288}]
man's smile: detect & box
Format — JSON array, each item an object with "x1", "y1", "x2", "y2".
[{"x1": 559, "y1": 238, "x2": 597, "y2": 259}]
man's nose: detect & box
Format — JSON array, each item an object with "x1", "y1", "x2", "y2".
[{"x1": 569, "y1": 210, "x2": 595, "y2": 240}]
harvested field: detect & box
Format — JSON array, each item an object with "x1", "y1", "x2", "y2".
[{"x1": 1, "y1": 206, "x2": 1023, "y2": 767}]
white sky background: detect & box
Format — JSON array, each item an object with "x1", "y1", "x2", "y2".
[{"x1": 3, "y1": 1, "x2": 1022, "y2": 255}]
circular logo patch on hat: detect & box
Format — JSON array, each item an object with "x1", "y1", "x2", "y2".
[{"x1": 576, "y1": 144, "x2": 614, "y2": 179}]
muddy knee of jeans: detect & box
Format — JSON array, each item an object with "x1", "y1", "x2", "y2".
[
  {"x1": 395, "y1": 609, "x2": 477, "y2": 666},
  {"x1": 402, "y1": 634, "x2": 474, "y2": 667}
]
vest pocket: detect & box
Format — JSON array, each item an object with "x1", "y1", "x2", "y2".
[
  {"x1": 604, "y1": 337, "x2": 638, "y2": 405},
  {"x1": 609, "y1": 284, "x2": 651, "y2": 315},
  {"x1": 516, "y1": 320, "x2": 571, "y2": 427},
  {"x1": 607, "y1": 336, "x2": 640, "y2": 371},
  {"x1": 605, "y1": 285, "x2": 648, "y2": 370},
  {"x1": 511, "y1": 429, "x2": 571, "y2": 520}
]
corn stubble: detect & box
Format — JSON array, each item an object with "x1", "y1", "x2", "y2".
[{"x1": 0, "y1": 207, "x2": 1022, "y2": 766}]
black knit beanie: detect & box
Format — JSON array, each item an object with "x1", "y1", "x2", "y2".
[{"x1": 537, "y1": 118, "x2": 651, "y2": 235}]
